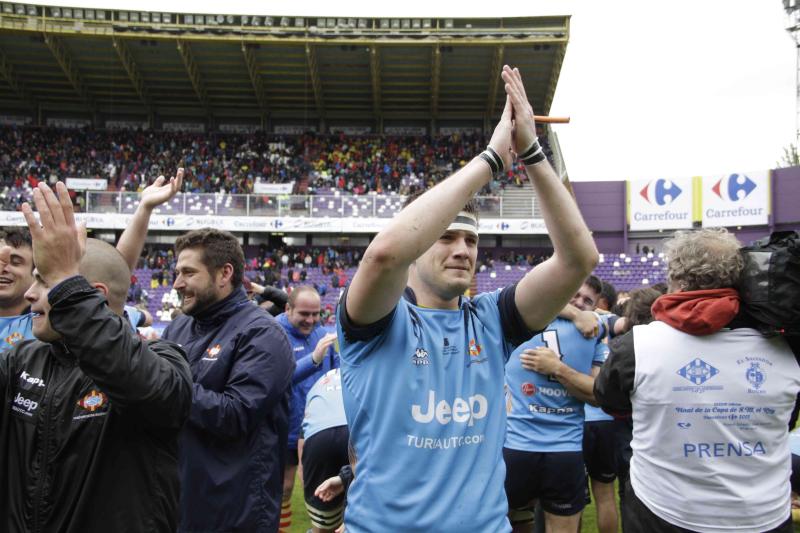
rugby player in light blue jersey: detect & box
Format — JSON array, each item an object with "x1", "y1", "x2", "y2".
[
  {"x1": 336, "y1": 66, "x2": 598, "y2": 533},
  {"x1": 505, "y1": 275, "x2": 607, "y2": 533},
  {"x1": 0, "y1": 227, "x2": 36, "y2": 351}
]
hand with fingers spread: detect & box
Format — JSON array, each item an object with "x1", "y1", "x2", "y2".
[
  {"x1": 501, "y1": 65, "x2": 540, "y2": 160},
  {"x1": 20, "y1": 182, "x2": 87, "y2": 287},
  {"x1": 140, "y1": 167, "x2": 184, "y2": 212},
  {"x1": 519, "y1": 346, "x2": 562, "y2": 376}
]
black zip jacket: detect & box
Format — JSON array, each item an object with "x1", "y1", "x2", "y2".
[{"x1": 0, "y1": 276, "x2": 193, "y2": 533}]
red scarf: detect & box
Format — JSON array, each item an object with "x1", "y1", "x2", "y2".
[{"x1": 651, "y1": 288, "x2": 740, "y2": 335}]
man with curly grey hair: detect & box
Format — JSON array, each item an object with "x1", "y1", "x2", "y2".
[{"x1": 595, "y1": 228, "x2": 800, "y2": 533}]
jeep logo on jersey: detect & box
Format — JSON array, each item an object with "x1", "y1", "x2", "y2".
[
  {"x1": 411, "y1": 390, "x2": 488, "y2": 427},
  {"x1": 640, "y1": 179, "x2": 682, "y2": 206},
  {"x1": 677, "y1": 358, "x2": 719, "y2": 385},
  {"x1": 711, "y1": 174, "x2": 756, "y2": 202},
  {"x1": 12, "y1": 392, "x2": 38, "y2": 415}
]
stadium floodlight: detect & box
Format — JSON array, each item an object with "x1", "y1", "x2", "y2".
[
  {"x1": 280, "y1": 16, "x2": 289, "y2": 27},
  {"x1": 391, "y1": 19, "x2": 400, "y2": 29},
  {"x1": 295, "y1": 17, "x2": 304, "y2": 27},
  {"x1": 63, "y1": 7, "x2": 72, "y2": 17},
  {"x1": 27, "y1": 5, "x2": 36, "y2": 16},
  {"x1": 444, "y1": 19, "x2": 454, "y2": 29},
  {"x1": 401, "y1": 19, "x2": 410, "y2": 29},
  {"x1": 97, "y1": 10, "x2": 105, "y2": 20},
  {"x1": 129, "y1": 12, "x2": 139, "y2": 22},
  {"x1": 423, "y1": 19, "x2": 432, "y2": 29},
  {"x1": 251, "y1": 16, "x2": 261, "y2": 25},
  {"x1": 412, "y1": 19, "x2": 421, "y2": 29},
  {"x1": 379, "y1": 19, "x2": 389, "y2": 29},
  {"x1": 358, "y1": 18, "x2": 367, "y2": 29},
  {"x1": 74, "y1": 8, "x2": 83, "y2": 18},
  {"x1": 184, "y1": 14, "x2": 193, "y2": 24},
  {"x1": 226, "y1": 15, "x2": 234, "y2": 24},
  {"x1": 264, "y1": 16, "x2": 273, "y2": 26},
  {"x1": 216, "y1": 15, "x2": 224, "y2": 24},
  {"x1": 151, "y1": 13, "x2": 160, "y2": 23},
  {"x1": 2, "y1": 4, "x2": 11, "y2": 14},
  {"x1": 347, "y1": 18, "x2": 356, "y2": 28},
  {"x1": 241, "y1": 15, "x2": 249, "y2": 24},
  {"x1": 51, "y1": 7, "x2": 60, "y2": 17},
  {"x1": 162, "y1": 13, "x2": 170, "y2": 23},
  {"x1": 326, "y1": 18, "x2": 335, "y2": 28},
  {"x1": 86, "y1": 9, "x2": 95, "y2": 19},
  {"x1": 14, "y1": 4, "x2": 24, "y2": 15},
  {"x1": 140, "y1": 12, "x2": 149, "y2": 22},
  {"x1": 119, "y1": 11, "x2": 128, "y2": 21},
  {"x1": 336, "y1": 18, "x2": 346, "y2": 28}
]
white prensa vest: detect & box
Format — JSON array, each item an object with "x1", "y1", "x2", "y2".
[{"x1": 630, "y1": 322, "x2": 800, "y2": 532}]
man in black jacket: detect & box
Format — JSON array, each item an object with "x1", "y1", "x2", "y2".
[
  {"x1": 163, "y1": 228, "x2": 295, "y2": 533},
  {"x1": 0, "y1": 181, "x2": 193, "y2": 532}
]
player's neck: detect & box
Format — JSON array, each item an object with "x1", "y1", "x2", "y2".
[
  {"x1": 0, "y1": 299, "x2": 28, "y2": 317},
  {"x1": 407, "y1": 280, "x2": 460, "y2": 310}
]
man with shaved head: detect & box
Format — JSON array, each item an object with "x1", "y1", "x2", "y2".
[{"x1": 0, "y1": 182, "x2": 192, "y2": 532}]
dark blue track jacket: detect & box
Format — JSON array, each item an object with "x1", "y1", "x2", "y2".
[{"x1": 163, "y1": 288, "x2": 294, "y2": 533}]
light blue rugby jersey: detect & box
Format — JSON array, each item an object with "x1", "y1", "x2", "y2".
[
  {"x1": 303, "y1": 368, "x2": 347, "y2": 441},
  {"x1": 0, "y1": 312, "x2": 34, "y2": 352},
  {"x1": 505, "y1": 316, "x2": 607, "y2": 452},
  {"x1": 337, "y1": 288, "x2": 522, "y2": 533}
]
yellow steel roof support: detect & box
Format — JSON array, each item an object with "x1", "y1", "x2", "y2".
[
  {"x1": 242, "y1": 43, "x2": 269, "y2": 113},
  {"x1": 42, "y1": 33, "x2": 95, "y2": 114},
  {"x1": 176, "y1": 39, "x2": 211, "y2": 113},
  {"x1": 430, "y1": 45, "x2": 441, "y2": 119},
  {"x1": 112, "y1": 37, "x2": 152, "y2": 113},
  {"x1": 369, "y1": 45, "x2": 381, "y2": 119},
  {"x1": 305, "y1": 43, "x2": 324, "y2": 117},
  {"x1": 485, "y1": 45, "x2": 504, "y2": 117}
]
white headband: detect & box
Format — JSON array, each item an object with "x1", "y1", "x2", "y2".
[{"x1": 447, "y1": 211, "x2": 479, "y2": 237}]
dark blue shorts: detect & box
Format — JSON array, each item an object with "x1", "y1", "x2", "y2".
[
  {"x1": 583, "y1": 420, "x2": 618, "y2": 483},
  {"x1": 503, "y1": 448, "x2": 587, "y2": 518}
]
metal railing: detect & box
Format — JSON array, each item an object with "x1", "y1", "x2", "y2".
[{"x1": 82, "y1": 192, "x2": 534, "y2": 218}]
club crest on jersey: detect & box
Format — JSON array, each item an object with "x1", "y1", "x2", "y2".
[
  {"x1": 5, "y1": 331, "x2": 23, "y2": 346},
  {"x1": 677, "y1": 358, "x2": 719, "y2": 385},
  {"x1": 411, "y1": 347, "x2": 430, "y2": 366},
  {"x1": 468, "y1": 339, "x2": 482, "y2": 357},
  {"x1": 203, "y1": 344, "x2": 222, "y2": 361},
  {"x1": 745, "y1": 362, "x2": 766, "y2": 393},
  {"x1": 76, "y1": 390, "x2": 108, "y2": 412}
]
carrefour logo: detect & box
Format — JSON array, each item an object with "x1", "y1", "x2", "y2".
[
  {"x1": 711, "y1": 174, "x2": 757, "y2": 202},
  {"x1": 639, "y1": 179, "x2": 682, "y2": 206}
]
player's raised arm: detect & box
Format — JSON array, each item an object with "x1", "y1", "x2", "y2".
[
  {"x1": 345, "y1": 98, "x2": 514, "y2": 326},
  {"x1": 504, "y1": 66, "x2": 599, "y2": 331}
]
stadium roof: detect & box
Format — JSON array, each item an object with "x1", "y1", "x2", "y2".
[{"x1": 0, "y1": 5, "x2": 569, "y2": 128}]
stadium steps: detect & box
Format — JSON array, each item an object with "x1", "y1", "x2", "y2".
[{"x1": 500, "y1": 182, "x2": 538, "y2": 218}]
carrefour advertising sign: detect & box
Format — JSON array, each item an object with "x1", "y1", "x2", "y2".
[
  {"x1": 701, "y1": 171, "x2": 769, "y2": 227},
  {"x1": 629, "y1": 177, "x2": 693, "y2": 231}
]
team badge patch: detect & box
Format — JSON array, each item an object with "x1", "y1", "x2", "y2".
[
  {"x1": 677, "y1": 358, "x2": 719, "y2": 385},
  {"x1": 203, "y1": 344, "x2": 222, "y2": 361},
  {"x1": 76, "y1": 390, "x2": 108, "y2": 412},
  {"x1": 5, "y1": 332, "x2": 23, "y2": 346}
]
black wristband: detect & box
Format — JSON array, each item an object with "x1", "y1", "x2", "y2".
[
  {"x1": 478, "y1": 152, "x2": 498, "y2": 174},
  {"x1": 485, "y1": 146, "x2": 505, "y2": 174},
  {"x1": 518, "y1": 140, "x2": 542, "y2": 160},
  {"x1": 521, "y1": 149, "x2": 546, "y2": 165}
]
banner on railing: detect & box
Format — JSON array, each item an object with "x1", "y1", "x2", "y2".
[
  {"x1": 274, "y1": 124, "x2": 317, "y2": 134},
  {"x1": 219, "y1": 123, "x2": 260, "y2": 134},
  {"x1": 46, "y1": 117, "x2": 91, "y2": 129},
  {"x1": 329, "y1": 125, "x2": 372, "y2": 135},
  {"x1": 0, "y1": 115, "x2": 32, "y2": 126},
  {"x1": 65, "y1": 178, "x2": 108, "y2": 191},
  {"x1": 384, "y1": 126, "x2": 427, "y2": 135},
  {"x1": 162, "y1": 122, "x2": 205, "y2": 133},
  {"x1": 253, "y1": 181, "x2": 294, "y2": 194},
  {"x1": 701, "y1": 170, "x2": 769, "y2": 227},
  {"x1": 628, "y1": 177, "x2": 693, "y2": 231},
  {"x1": 0, "y1": 212, "x2": 547, "y2": 235},
  {"x1": 439, "y1": 126, "x2": 481, "y2": 135},
  {"x1": 106, "y1": 120, "x2": 149, "y2": 130}
]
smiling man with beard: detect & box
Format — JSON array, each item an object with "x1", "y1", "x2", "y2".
[{"x1": 162, "y1": 228, "x2": 295, "y2": 533}]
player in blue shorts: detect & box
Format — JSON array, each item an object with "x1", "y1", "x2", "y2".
[
  {"x1": 336, "y1": 66, "x2": 598, "y2": 532},
  {"x1": 505, "y1": 276, "x2": 608, "y2": 533},
  {"x1": 302, "y1": 368, "x2": 349, "y2": 533}
]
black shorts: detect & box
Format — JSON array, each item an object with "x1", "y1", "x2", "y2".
[
  {"x1": 284, "y1": 445, "x2": 299, "y2": 467},
  {"x1": 583, "y1": 420, "x2": 617, "y2": 483},
  {"x1": 302, "y1": 425, "x2": 350, "y2": 527},
  {"x1": 622, "y1": 480, "x2": 792, "y2": 533},
  {"x1": 791, "y1": 453, "x2": 800, "y2": 494},
  {"x1": 503, "y1": 448, "x2": 587, "y2": 518}
]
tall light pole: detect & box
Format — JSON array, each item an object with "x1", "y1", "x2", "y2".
[{"x1": 785, "y1": 0, "x2": 800, "y2": 145}]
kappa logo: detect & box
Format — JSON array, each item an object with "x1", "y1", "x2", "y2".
[
  {"x1": 678, "y1": 358, "x2": 719, "y2": 385},
  {"x1": 19, "y1": 370, "x2": 46, "y2": 388},
  {"x1": 76, "y1": 390, "x2": 108, "y2": 412},
  {"x1": 640, "y1": 179, "x2": 682, "y2": 206},
  {"x1": 711, "y1": 174, "x2": 756, "y2": 202},
  {"x1": 411, "y1": 347, "x2": 430, "y2": 366},
  {"x1": 5, "y1": 331, "x2": 23, "y2": 346}
]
